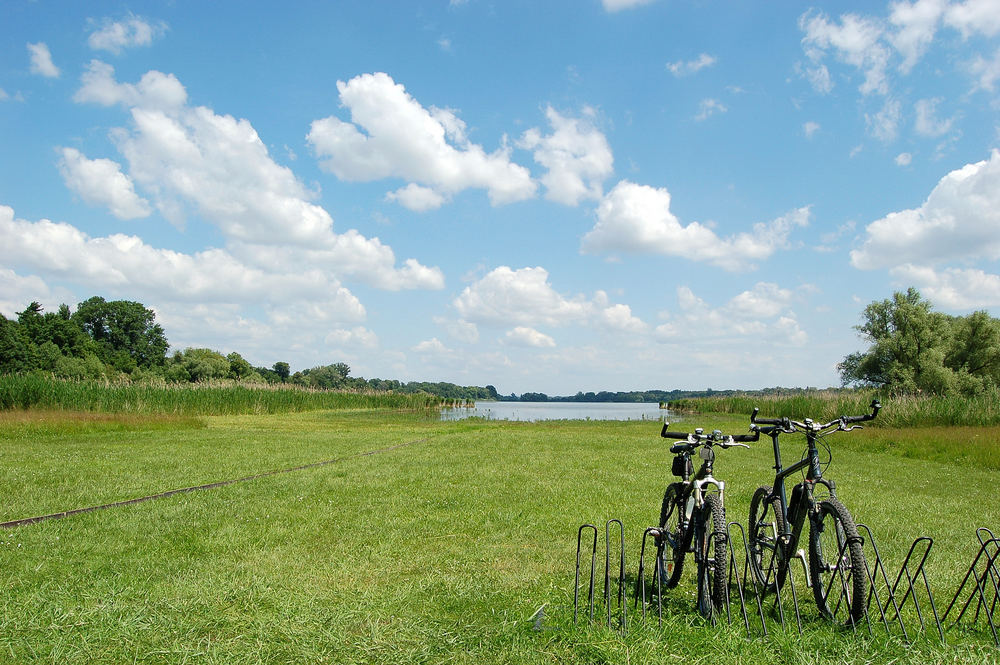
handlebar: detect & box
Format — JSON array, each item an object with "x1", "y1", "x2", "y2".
[
  {"x1": 660, "y1": 422, "x2": 759, "y2": 451},
  {"x1": 749, "y1": 399, "x2": 881, "y2": 433}
]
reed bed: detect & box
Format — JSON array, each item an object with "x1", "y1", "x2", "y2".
[
  {"x1": 670, "y1": 388, "x2": 1000, "y2": 428},
  {"x1": 0, "y1": 373, "x2": 442, "y2": 415}
]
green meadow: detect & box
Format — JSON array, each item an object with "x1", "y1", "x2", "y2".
[{"x1": 0, "y1": 392, "x2": 998, "y2": 663}]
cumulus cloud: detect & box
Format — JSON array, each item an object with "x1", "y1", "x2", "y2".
[
  {"x1": 57, "y1": 148, "x2": 152, "y2": 220},
  {"x1": 654, "y1": 283, "x2": 808, "y2": 347},
  {"x1": 889, "y1": 0, "x2": 947, "y2": 72},
  {"x1": 891, "y1": 264, "x2": 1000, "y2": 309},
  {"x1": 503, "y1": 326, "x2": 556, "y2": 347},
  {"x1": 27, "y1": 42, "x2": 60, "y2": 78},
  {"x1": 325, "y1": 326, "x2": 379, "y2": 348},
  {"x1": 453, "y1": 265, "x2": 647, "y2": 334},
  {"x1": 969, "y1": 46, "x2": 1000, "y2": 91},
  {"x1": 88, "y1": 15, "x2": 167, "y2": 54},
  {"x1": 851, "y1": 150, "x2": 1000, "y2": 269},
  {"x1": 0, "y1": 205, "x2": 367, "y2": 321},
  {"x1": 580, "y1": 181, "x2": 809, "y2": 270},
  {"x1": 865, "y1": 98, "x2": 902, "y2": 142},
  {"x1": 896, "y1": 152, "x2": 913, "y2": 166},
  {"x1": 944, "y1": 0, "x2": 1000, "y2": 38},
  {"x1": 667, "y1": 53, "x2": 717, "y2": 76},
  {"x1": 800, "y1": 10, "x2": 891, "y2": 95},
  {"x1": 518, "y1": 106, "x2": 613, "y2": 205},
  {"x1": 72, "y1": 62, "x2": 442, "y2": 290},
  {"x1": 804, "y1": 121, "x2": 821, "y2": 138},
  {"x1": 307, "y1": 72, "x2": 536, "y2": 208}
]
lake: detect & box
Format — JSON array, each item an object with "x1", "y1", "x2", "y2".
[{"x1": 440, "y1": 401, "x2": 673, "y2": 422}]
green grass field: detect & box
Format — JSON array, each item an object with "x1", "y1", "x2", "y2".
[{"x1": 0, "y1": 407, "x2": 998, "y2": 663}]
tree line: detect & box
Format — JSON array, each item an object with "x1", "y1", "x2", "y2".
[
  {"x1": 3, "y1": 289, "x2": 996, "y2": 400},
  {"x1": 0, "y1": 297, "x2": 499, "y2": 399}
]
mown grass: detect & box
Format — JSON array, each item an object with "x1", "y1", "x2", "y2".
[
  {"x1": 0, "y1": 409, "x2": 997, "y2": 663},
  {"x1": 671, "y1": 388, "x2": 1000, "y2": 428},
  {"x1": 0, "y1": 373, "x2": 442, "y2": 414}
]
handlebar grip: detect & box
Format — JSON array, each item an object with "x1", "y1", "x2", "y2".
[
  {"x1": 731, "y1": 432, "x2": 759, "y2": 442},
  {"x1": 662, "y1": 430, "x2": 690, "y2": 440},
  {"x1": 751, "y1": 407, "x2": 784, "y2": 426},
  {"x1": 842, "y1": 399, "x2": 882, "y2": 424},
  {"x1": 669, "y1": 443, "x2": 690, "y2": 454}
]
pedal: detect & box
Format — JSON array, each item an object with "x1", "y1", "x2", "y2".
[{"x1": 795, "y1": 548, "x2": 812, "y2": 588}]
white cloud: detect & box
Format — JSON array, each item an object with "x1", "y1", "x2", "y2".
[
  {"x1": 73, "y1": 63, "x2": 443, "y2": 291},
  {"x1": 503, "y1": 326, "x2": 556, "y2": 348},
  {"x1": 325, "y1": 326, "x2": 378, "y2": 349},
  {"x1": 851, "y1": 150, "x2": 1000, "y2": 269},
  {"x1": 804, "y1": 121, "x2": 821, "y2": 138},
  {"x1": 57, "y1": 147, "x2": 152, "y2": 220},
  {"x1": 865, "y1": 98, "x2": 902, "y2": 141},
  {"x1": 891, "y1": 264, "x2": 1000, "y2": 308},
  {"x1": 602, "y1": 0, "x2": 655, "y2": 11},
  {"x1": 0, "y1": 88, "x2": 8, "y2": 101},
  {"x1": 88, "y1": 16, "x2": 166, "y2": 54},
  {"x1": 452, "y1": 265, "x2": 647, "y2": 335},
  {"x1": 667, "y1": 53, "x2": 717, "y2": 76},
  {"x1": 0, "y1": 269, "x2": 76, "y2": 319},
  {"x1": 694, "y1": 98, "x2": 727, "y2": 121},
  {"x1": 896, "y1": 151, "x2": 913, "y2": 165},
  {"x1": 413, "y1": 337, "x2": 450, "y2": 354},
  {"x1": 889, "y1": 0, "x2": 947, "y2": 72},
  {"x1": 914, "y1": 97, "x2": 956, "y2": 136},
  {"x1": 27, "y1": 42, "x2": 60, "y2": 78},
  {"x1": 434, "y1": 316, "x2": 479, "y2": 343},
  {"x1": 580, "y1": 181, "x2": 809, "y2": 270},
  {"x1": 307, "y1": 72, "x2": 536, "y2": 207},
  {"x1": 0, "y1": 205, "x2": 366, "y2": 321},
  {"x1": 518, "y1": 106, "x2": 613, "y2": 205},
  {"x1": 385, "y1": 183, "x2": 447, "y2": 211},
  {"x1": 944, "y1": 0, "x2": 1000, "y2": 38},
  {"x1": 969, "y1": 47, "x2": 1000, "y2": 91},
  {"x1": 800, "y1": 11, "x2": 891, "y2": 95},
  {"x1": 654, "y1": 283, "x2": 808, "y2": 347}
]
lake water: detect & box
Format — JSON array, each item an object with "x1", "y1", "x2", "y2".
[{"x1": 440, "y1": 401, "x2": 672, "y2": 422}]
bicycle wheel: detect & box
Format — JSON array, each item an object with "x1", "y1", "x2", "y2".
[
  {"x1": 657, "y1": 482, "x2": 690, "y2": 588},
  {"x1": 747, "y1": 485, "x2": 787, "y2": 593},
  {"x1": 808, "y1": 498, "x2": 867, "y2": 625},
  {"x1": 696, "y1": 493, "x2": 728, "y2": 620}
]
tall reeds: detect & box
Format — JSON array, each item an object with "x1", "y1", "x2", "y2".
[
  {"x1": 0, "y1": 374, "x2": 443, "y2": 415},
  {"x1": 669, "y1": 388, "x2": 1000, "y2": 428}
]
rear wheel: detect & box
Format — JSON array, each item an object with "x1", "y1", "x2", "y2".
[
  {"x1": 808, "y1": 498, "x2": 867, "y2": 625},
  {"x1": 696, "y1": 494, "x2": 728, "y2": 620},
  {"x1": 657, "y1": 483, "x2": 690, "y2": 588},
  {"x1": 747, "y1": 485, "x2": 787, "y2": 593}
]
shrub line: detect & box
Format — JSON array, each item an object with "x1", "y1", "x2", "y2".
[{"x1": 0, "y1": 436, "x2": 432, "y2": 529}]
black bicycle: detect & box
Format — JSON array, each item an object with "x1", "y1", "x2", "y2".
[
  {"x1": 656, "y1": 423, "x2": 758, "y2": 619},
  {"x1": 746, "y1": 399, "x2": 880, "y2": 625}
]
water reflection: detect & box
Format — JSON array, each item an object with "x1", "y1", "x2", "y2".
[{"x1": 440, "y1": 401, "x2": 671, "y2": 422}]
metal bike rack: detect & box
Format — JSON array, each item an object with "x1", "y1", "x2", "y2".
[
  {"x1": 573, "y1": 520, "x2": 626, "y2": 631},
  {"x1": 942, "y1": 529, "x2": 1000, "y2": 646},
  {"x1": 567, "y1": 520, "x2": 1000, "y2": 652}
]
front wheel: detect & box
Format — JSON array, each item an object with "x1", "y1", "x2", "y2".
[
  {"x1": 657, "y1": 483, "x2": 690, "y2": 588},
  {"x1": 696, "y1": 494, "x2": 728, "y2": 620},
  {"x1": 808, "y1": 498, "x2": 867, "y2": 625},
  {"x1": 747, "y1": 485, "x2": 787, "y2": 593}
]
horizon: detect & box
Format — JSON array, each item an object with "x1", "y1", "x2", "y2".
[{"x1": 2, "y1": 1, "x2": 999, "y2": 395}]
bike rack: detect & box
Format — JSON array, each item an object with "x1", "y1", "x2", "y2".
[
  {"x1": 942, "y1": 529, "x2": 1000, "y2": 646},
  {"x1": 573, "y1": 520, "x2": 626, "y2": 631},
  {"x1": 567, "y1": 520, "x2": 999, "y2": 652}
]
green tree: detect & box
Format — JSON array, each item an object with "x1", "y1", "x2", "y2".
[
  {"x1": 72, "y1": 297, "x2": 168, "y2": 371},
  {"x1": 0, "y1": 314, "x2": 37, "y2": 373},
  {"x1": 839, "y1": 288, "x2": 1000, "y2": 395},
  {"x1": 273, "y1": 362, "x2": 290, "y2": 382},
  {"x1": 167, "y1": 348, "x2": 230, "y2": 382}
]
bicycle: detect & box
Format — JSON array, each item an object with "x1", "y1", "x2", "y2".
[
  {"x1": 746, "y1": 399, "x2": 880, "y2": 625},
  {"x1": 656, "y1": 422, "x2": 758, "y2": 619}
]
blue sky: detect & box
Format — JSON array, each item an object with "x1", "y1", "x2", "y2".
[{"x1": 2, "y1": 0, "x2": 999, "y2": 395}]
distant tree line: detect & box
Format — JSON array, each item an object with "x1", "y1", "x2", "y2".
[
  {"x1": 0, "y1": 297, "x2": 506, "y2": 400},
  {"x1": 498, "y1": 389, "x2": 739, "y2": 403}
]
